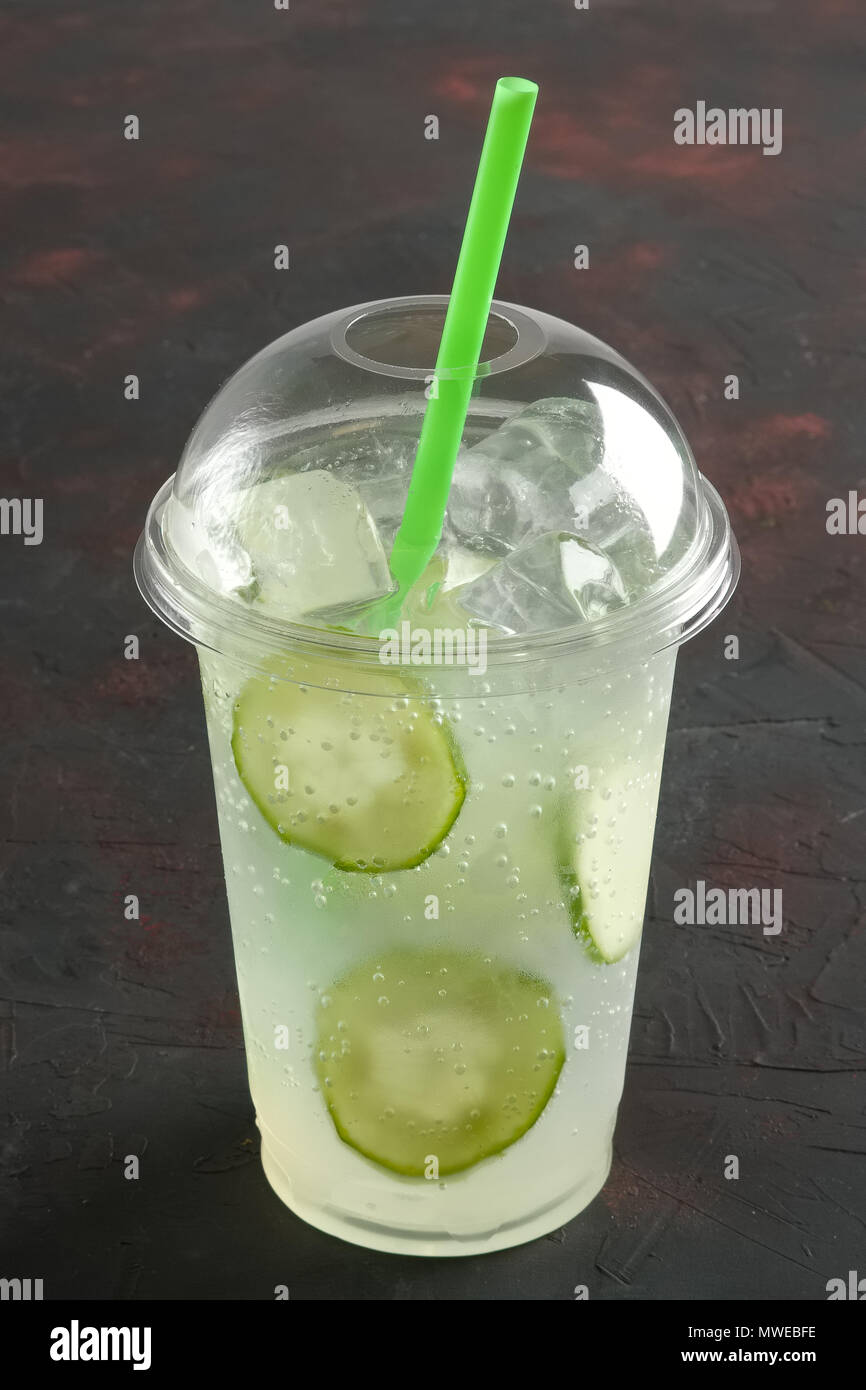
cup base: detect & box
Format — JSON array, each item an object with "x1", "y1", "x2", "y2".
[{"x1": 259, "y1": 1130, "x2": 612, "y2": 1257}]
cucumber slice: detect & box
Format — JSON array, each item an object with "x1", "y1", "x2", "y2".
[
  {"x1": 231, "y1": 660, "x2": 466, "y2": 872},
  {"x1": 314, "y1": 948, "x2": 565, "y2": 1176},
  {"x1": 556, "y1": 764, "x2": 658, "y2": 963}
]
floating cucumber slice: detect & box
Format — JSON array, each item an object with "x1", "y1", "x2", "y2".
[
  {"x1": 231, "y1": 659, "x2": 466, "y2": 872},
  {"x1": 314, "y1": 948, "x2": 565, "y2": 1177},
  {"x1": 556, "y1": 764, "x2": 657, "y2": 963}
]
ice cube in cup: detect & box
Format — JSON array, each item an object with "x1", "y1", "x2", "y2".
[
  {"x1": 458, "y1": 530, "x2": 628, "y2": 635},
  {"x1": 231, "y1": 469, "x2": 394, "y2": 620},
  {"x1": 168, "y1": 490, "x2": 258, "y2": 599},
  {"x1": 446, "y1": 397, "x2": 656, "y2": 597},
  {"x1": 446, "y1": 398, "x2": 601, "y2": 553},
  {"x1": 467, "y1": 397, "x2": 605, "y2": 470}
]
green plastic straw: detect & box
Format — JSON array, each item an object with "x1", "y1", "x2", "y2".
[{"x1": 380, "y1": 76, "x2": 538, "y2": 620}]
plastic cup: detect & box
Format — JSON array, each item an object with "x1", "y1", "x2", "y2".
[{"x1": 135, "y1": 296, "x2": 739, "y2": 1255}]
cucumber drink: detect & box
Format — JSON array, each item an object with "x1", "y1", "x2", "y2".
[{"x1": 135, "y1": 297, "x2": 739, "y2": 1254}]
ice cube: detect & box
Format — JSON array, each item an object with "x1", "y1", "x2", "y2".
[
  {"x1": 446, "y1": 397, "x2": 658, "y2": 596},
  {"x1": 231, "y1": 470, "x2": 394, "y2": 619},
  {"x1": 446, "y1": 398, "x2": 603, "y2": 551},
  {"x1": 353, "y1": 467, "x2": 411, "y2": 553},
  {"x1": 440, "y1": 544, "x2": 499, "y2": 591},
  {"x1": 167, "y1": 493, "x2": 258, "y2": 599},
  {"x1": 392, "y1": 544, "x2": 500, "y2": 633},
  {"x1": 265, "y1": 426, "x2": 415, "y2": 553},
  {"x1": 467, "y1": 397, "x2": 605, "y2": 471},
  {"x1": 457, "y1": 531, "x2": 628, "y2": 635},
  {"x1": 327, "y1": 432, "x2": 416, "y2": 552}
]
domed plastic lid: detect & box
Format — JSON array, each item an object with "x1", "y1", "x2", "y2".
[{"x1": 135, "y1": 297, "x2": 738, "y2": 678}]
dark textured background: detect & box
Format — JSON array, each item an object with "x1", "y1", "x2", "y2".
[{"x1": 1, "y1": 0, "x2": 864, "y2": 1300}]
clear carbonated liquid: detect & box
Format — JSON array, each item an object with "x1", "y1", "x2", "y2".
[{"x1": 199, "y1": 646, "x2": 675, "y2": 1254}]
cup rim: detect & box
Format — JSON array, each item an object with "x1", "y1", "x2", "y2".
[{"x1": 134, "y1": 469, "x2": 739, "y2": 677}]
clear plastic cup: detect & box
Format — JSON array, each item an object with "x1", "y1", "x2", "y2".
[{"x1": 135, "y1": 297, "x2": 739, "y2": 1255}]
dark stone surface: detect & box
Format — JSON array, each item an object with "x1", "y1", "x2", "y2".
[{"x1": 1, "y1": 0, "x2": 863, "y2": 1300}]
